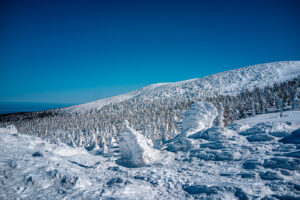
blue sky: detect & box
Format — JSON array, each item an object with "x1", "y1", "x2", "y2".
[{"x1": 0, "y1": 0, "x2": 300, "y2": 104}]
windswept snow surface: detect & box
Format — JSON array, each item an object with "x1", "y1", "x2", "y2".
[
  {"x1": 65, "y1": 61, "x2": 300, "y2": 112},
  {"x1": 1, "y1": 111, "x2": 300, "y2": 199}
]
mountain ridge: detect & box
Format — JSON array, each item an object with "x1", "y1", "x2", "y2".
[{"x1": 64, "y1": 61, "x2": 300, "y2": 113}]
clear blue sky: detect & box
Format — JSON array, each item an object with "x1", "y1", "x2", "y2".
[{"x1": 0, "y1": 0, "x2": 300, "y2": 104}]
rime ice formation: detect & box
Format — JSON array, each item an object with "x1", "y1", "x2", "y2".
[
  {"x1": 118, "y1": 122, "x2": 161, "y2": 167},
  {"x1": 182, "y1": 101, "x2": 218, "y2": 136}
]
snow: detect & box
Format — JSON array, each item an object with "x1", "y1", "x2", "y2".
[
  {"x1": 118, "y1": 122, "x2": 162, "y2": 167},
  {"x1": 1, "y1": 111, "x2": 300, "y2": 199},
  {"x1": 182, "y1": 101, "x2": 218, "y2": 136},
  {"x1": 279, "y1": 128, "x2": 300, "y2": 144},
  {"x1": 1, "y1": 60, "x2": 300, "y2": 199},
  {"x1": 0, "y1": 124, "x2": 18, "y2": 134},
  {"x1": 64, "y1": 61, "x2": 300, "y2": 112},
  {"x1": 234, "y1": 110, "x2": 300, "y2": 126}
]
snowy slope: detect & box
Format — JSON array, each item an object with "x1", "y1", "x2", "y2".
[
  {"x1": 1, "y1": 61, "x2": 300, "y2": 199},
  {"x1": 1, "y1": 111, "x2": 300, "y2": 200},
  {"x1": 65, "y1": 61, "x2": 300, "y2": 112}
]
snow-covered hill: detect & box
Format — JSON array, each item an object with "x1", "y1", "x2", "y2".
[
  {"x1": 1, "y1": 111, "x2": 300, "y2": 199},
  {"x1": 1, "y1": 60, "x2": 299, "y2": 150},
  {"x1": 1, "y1": 61, "x2": 300, "y2": 199},
  {"x1": 65, "y1": 61, "x2": 300, "y2": 112}
]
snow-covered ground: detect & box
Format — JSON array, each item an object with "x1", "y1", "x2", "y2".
[
  {"x1": 64, "y1": 61, "x2": 300, "y2": 112},
  {"x1": 1, "y1": 111, "x2": 300, "y2": 199}
]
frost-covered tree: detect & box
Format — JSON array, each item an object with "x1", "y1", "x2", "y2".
[
  {"x1": 293, "y1": 92, "x2": 299, "y2": 110},
  {"x1": 1, "y1": 77, "x2": 299, "y2": 148}
]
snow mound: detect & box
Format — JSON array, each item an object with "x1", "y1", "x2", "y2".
[
  {"x1": 118, "y1": 122, "x2": 161, "y2": 167},
  {"x1": 182, "y1": 101, "x2": 218, "y2": 136},
  {"x1": 165, "y1": 138, "x2": 192, "y2": 153},
  {"x1": 189, "y1": 126, "x2": 237, "y2": 141}
]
